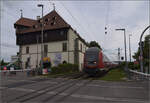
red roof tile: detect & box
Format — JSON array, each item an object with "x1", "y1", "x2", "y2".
[
  {"x1": 15, "y1": 10, "x2": 70, "y2": 34},
  {"x1": 15, "y1": 17, "x2": 36, "y2": 27}
]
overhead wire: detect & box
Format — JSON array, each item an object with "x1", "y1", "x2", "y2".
[
  {"x1": 102, "y1": 48, "x2": 119, "y2": 61},
  {"x1": 59, "y1": 1, "x2": 95, "y2": 41},
  {"x1": 59, "y1": 1, "x2": 118, "y2": 61},
  {"x1": 1, "y1": 8, "x2": 17, "y2": 40},
  {"x1": 1, "y1": 43, "x2": 18, "y2": 48},
  {"x1": 75, "y1": 4, "x2": 100, "y2": 43},
  {"x1": 1, "y1": 7, "x2": 18, "y2": 61}
]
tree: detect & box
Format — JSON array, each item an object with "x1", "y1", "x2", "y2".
[
  {"x1": 0, "y1": 59, "x2": 6, "y2": 66},
  {"x1": 143, "y1": 35, "x2": 150, "y2": 66},
  {"x1": 88, "y1": 41, "x2": 102, "y2": 49},
  {"x1": 133, "y1": 35, "x2": 150, "y2": 66}
]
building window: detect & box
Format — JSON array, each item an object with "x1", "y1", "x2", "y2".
[
  {"x1": 33, "y1": 25, "x2": 35, "y2": 29},
  {"x1": 44, "y1": 23, "x2": 46, "y2": 27},
  {"x1": 33, "y1": 25, "x2": 38, "y2": 29},
  {"x1": 62, "y1": 43, "x2": 67, "y2": 52},
  {"x1": 40, "y1": 24, "x2": 42, "y2": 27},
  {"x1": 60, "y1": 31, "x2": 64, "y2": 35},
  {"x1": 38, "y1": 20, "x2": 40, "y2": 23},
  {"x1": 80, "y1": 44, "x2": 82, "y2": 52},
  {"x1": 44, "y1": 33, "x2": 47, "y2": 38},
  {"x1": 44, "y1": 45, "x2": 48, "y2": 57},
  {"x1": 26, "y1": 46, "x2": 29, "y2": 54}
]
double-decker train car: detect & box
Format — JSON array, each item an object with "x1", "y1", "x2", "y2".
[{"x1": 83, "y1": 47, "x2": 111, "y2": 75}]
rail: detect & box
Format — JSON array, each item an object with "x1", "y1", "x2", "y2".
[{"x1": 129, "y1": 69, "x2": 150, "y2": 80}]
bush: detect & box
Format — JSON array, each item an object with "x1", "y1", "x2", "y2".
[
  {"x1": 50, "y1": 63, "x2": 79, "y2": 74},
  {"x1": 128, "y1": 62, "x2": 140, "y2": 70}
]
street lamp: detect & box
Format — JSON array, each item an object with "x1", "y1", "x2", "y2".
[
  {"x1": 129, "y1": 34, "x2": 132, "y2": 62},
  {"x1": 115, "y1": 29, "x2": 128, "y2": 71},
  {"x1": 139, "y1": 25, "x2": 150, "y2": 73},
  {"x1": 37, "y1": 4, "x2": 44, "y2": 70}
]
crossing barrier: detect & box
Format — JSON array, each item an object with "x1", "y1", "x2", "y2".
[{"x1": 129, "y1": 69, "x2": 150, "y2": 80}]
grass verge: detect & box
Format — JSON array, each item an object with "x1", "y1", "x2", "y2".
[{"x1": 99, "y1": 68, "x2": 127, "y2": 81}]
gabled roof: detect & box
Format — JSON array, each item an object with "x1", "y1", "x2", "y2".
[
  {"x1": 15, "y1": 10, "x2": 89, "y2": 46},
  {"x1": 15, "y1": 17, "x2": 36, "y2": 27},
  {"x1": 15, "y1": 10, "x2": 70, "y2": 34}
]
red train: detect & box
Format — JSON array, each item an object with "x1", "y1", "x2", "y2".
[{"x1": 83, "y1": 47, "x2": 112, "y2": 75}]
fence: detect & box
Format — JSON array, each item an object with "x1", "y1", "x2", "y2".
[{"x1": 129, "y1": 69, "x2": 150, "y2": 80}]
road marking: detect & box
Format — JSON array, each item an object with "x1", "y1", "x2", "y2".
[
  {"x1": 70, "y1": 94, "x2": 146, "y2": 103},
  {"x1": 10, "y1": 88, "x2": 34, "y2": 92},
  {"x1": 6, "y1": 87, "x2": 147, "y2": 103},
  {"x1": 85, "y1": 84, "x2": 145, "y2": 89},
  {"x1": 6, "y1": 79, "x2": 58, "y2": 85},
  {"x1": 7, "y1": 79, "x2": 37, "y2": 83},
  {"x1": 5, "y1": 79, "x2": 145, "y2": 89},
  {"x1": 0, "y1": 87, "x2": 7, "y2": 90}
]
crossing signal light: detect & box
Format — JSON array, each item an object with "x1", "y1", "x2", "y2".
[
  {"x1": 121, "y1": 57, "x2": 124, "y2": 60},
  {"x1": 105, "y1": 27, "x2": 107, "y2": 34}
]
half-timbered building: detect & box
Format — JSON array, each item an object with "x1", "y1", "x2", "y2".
[{"x1": 14, "y1": 10, "x2": 88, "y2": 70}]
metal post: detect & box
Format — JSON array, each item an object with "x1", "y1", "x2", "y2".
[
  {"x1": 129, "y1": 34, "x2": 132, "y2": 62},
  {"x1": 118, "y1": 48, "x2": 120, "y2": 65},
  {"x1": 148, "y1": 38, "x2": 150, "y2": 74},
  {"x1": 123, "y1": 29, "x2": 128, "y2": 71},
  {"x1": 115, "y1": 29, "x2": 128, "y2": 71},
  {"x1": 36, "y1": 35, "x2": 39, "y2": 69},
  {"x1": 139, "y1": 25, "x2": 150, "y2": 73},
  {"x1": 37, "y1": 4, "x2": 44, "y2": 70},
  {"x1": 68, "y1": 31, "x2": 69, "y2": 63}
]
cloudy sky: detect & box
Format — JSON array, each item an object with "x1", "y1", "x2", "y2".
[{"x1": 0, "y1": 0, "x2": 149, "y2": 62}]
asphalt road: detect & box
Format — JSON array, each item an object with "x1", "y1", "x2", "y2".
[{"x1": 0, "y1": 72, "x2": 149, "y2": 103}]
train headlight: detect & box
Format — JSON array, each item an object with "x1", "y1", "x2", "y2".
[{"x1": 94, "y1": 61, "x2": 96, "y2": 64}]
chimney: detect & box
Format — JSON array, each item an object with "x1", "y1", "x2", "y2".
[{"x1": 37, "y1": 16, "x2": 40, "y2": 20}]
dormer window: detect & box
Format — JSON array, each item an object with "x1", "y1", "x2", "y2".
[
  {"x1": 33, "y1": 25, "x2": 38, "y2": 29},
  {"x1": 52, "y1": 16, "x2": 56, "y2": 20},
  {"x1": 51, "y1": 22, "x2": 54, "y2": 26},
  {"x1": 45, "y1": 18, "x2": 48, "y2": 22},
  {"x1": 38, "y1": 19, "x2": 42, "y2": 23},
  {"x1": 33, "y1": 25, "x2": 35, "y2": 29},
  {"x1": 51, "y1": 21, "x2": 56, "y2": 26}
]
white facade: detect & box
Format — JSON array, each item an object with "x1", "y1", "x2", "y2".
[{"x1": 20, "y1": 28, "x2": 88, "y2": 71}]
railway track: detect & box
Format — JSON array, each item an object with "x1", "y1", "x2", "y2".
[
  {"x1": 2, "y1": 77, "x2": 57, "y2": 89},
  {"x1": 42, "y1": 75, "x2": 93, "y2": 102},
  {"x1": 8, "y1": 72, "x2": 87, "y2": 103}
]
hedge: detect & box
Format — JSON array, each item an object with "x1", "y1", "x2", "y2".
[{"x1": 50, "y1": 63, "x2": 79, "y2": 74}]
